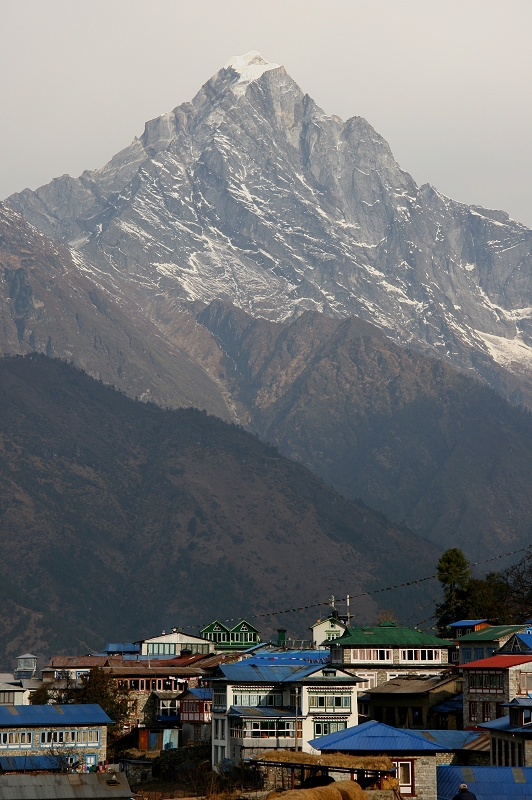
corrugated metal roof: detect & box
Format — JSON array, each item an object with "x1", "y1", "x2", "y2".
[
  {"x1": 335, "y1": 622, "x2": 452, "y2": 647},
  {"x1": 407, "y1": 730, "x2": 488, "y2": 751},
  {"x1": 0, "y1": 756, "x2": 60, "y2": 772},
  {"x1": 461, "y1": 655, "x2": 532, "y2": 669},
  {"x1": 437, "y1": 765, "x2": 532, "y2": 799},
  {"x1": 457, "y1": 626, "x2": 526, "y2": 642},
  {"x1": 432, "y1": 694, "x2": 463, "y2": 713},
  {"x1": 449, "y1": 620, "x2": 488, "y2": 627},
  {"x1": 247, "y1": 650, "x2": 329, "y2": 664},
  {"x1": 217, "y1": 663, "x2": 338, "y2": 683},
  {"x1": 187, "y1": 688, "x2": 212, "y2": 700},
  {"x1": 310, "y1": 720, "x2": 450, "y2": 752},
  {"x1": 368, "y1": 676, "x2": 456, "y2": 695},
  {"x1": 479, "y1": 715, "x2": 532, "y2": 734},
  {"x1": 0, "y1": 773, "x2": 131, "y2": 799},
  {"x1": 0, "y1": 705, "x2": 112, "y2": 728}
]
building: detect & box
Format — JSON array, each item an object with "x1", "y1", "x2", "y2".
[
  {"x1": 0, "y1": 704, "x2": 111, "y2": 771},
  {"x1": 449, "y1": 620, "x2": 491, "y2": 638},
  {"x1": 454, "y1": 625, "x2": 527, "y2": 665},
  {"x1": 139, "y1": 629, "x2": 214, "y2": 657},
  {"x1": 200, "y1": 620, "x2": 261, "y2": 652},
  {"x1": 310, "y1": 614, "x2": 347, "y2": 648},
  {"x1": 310, "y1": 720, "x2": 488, "y2": 800},
  {"x1": 0, "y1": 656, "x2": 41, "y2": 706},
  {"x1": 207, "y1": 653, "x2": 360, "y2": 766},
  {"x1": 461, "y1": 654, "x2": 532, "y2": 728},
  {"x1": 329, "y1": 621, "x2": 453, "y2": 683},
  {"x1": 479, "y1": 696, "x2": 532, "y2": 767},
  {"x1": 498, "y1": 630, "x2": 532, "y2": 655},
  {"x1": 42, "y1": 654, "x2": 207, "y2": 730},
  {"x1": 179, "y1": 688, "x2": 212, "y2": 743},
  {"x1": 367, "y1": 674, "x2": 462, "y2": 729}
]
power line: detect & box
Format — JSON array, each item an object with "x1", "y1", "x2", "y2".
[{"x1": 174, "y1": 544, "x2": 532, "y2": 632}]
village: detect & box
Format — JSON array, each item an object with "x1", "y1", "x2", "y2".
[{"x1": 2, "y1": 611, "x2": 532, "y2": 800}]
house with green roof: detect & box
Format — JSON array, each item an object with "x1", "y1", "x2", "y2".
[
  {"x1": 327, "y1": 621, "x2": 454, "y2": 714},
  {"x1": 200, "y1": 620, "x2": 261, "y2": 652},
  {"x1": 454, "y1": 625, "x2": 528, "y2": 665}
]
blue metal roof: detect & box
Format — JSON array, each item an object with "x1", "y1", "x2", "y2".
[
  {"x1": 217, "y1": 662, "x2": 343, "y2": 683},
  {"x1": 188, "y1": 688, "x2": 212, "y2": 700},
  {"x1": 407, "y1": 729, "x2": 485, "y2": 750},
  {"x1": 310, "y1": 720, "x2": 449, "y2": 752},
  {"x1": 438, "y1": 766, "x2": 532, "y2": 799},
  {"x1": 0, "y1": 755, "x2": 61, "y2": 772},
  {"x1": 0, "y1": 704, "x2": 112, "y2": 727},
  {"x1": 247, "y1": 650, "x2": 330, "y2": 665},
  {"x1": 449, "y1": 620, "x2": 488, "y2": 627},
  {"x1": 102, "y1": 642, "x2": 140, "y2": 654},
  {"x1": 479, "y1": 714, "x2": 532, "y2": 734},
  {"x1": 432, "y1": 694, "x2": 463, "y2": 714}
]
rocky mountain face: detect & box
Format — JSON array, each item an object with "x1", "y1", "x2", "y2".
[
  {"x1": 0, "y1": 204, "x2": 230, "y2": 418},
  {"x1": 7, "y1": 52, "x2": 532, "y2": 404},
  {"x1": 196, "y1": 300, "x2": 532, "y2": 560},
  {"x1": 0, "y1": 355, "x2": 439, "y2": 665}
]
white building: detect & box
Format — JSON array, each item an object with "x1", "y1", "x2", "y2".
[
  {"x1": 139, "y1": 629, "x2": 214, "y2": 656},
  {"x1": 207, "y1": 653, "x2": 361, "y2": 766}
]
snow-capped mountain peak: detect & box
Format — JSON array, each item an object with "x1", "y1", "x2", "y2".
[{"x1": 6, "y1": 55, "x2": 532, "y2": 404}]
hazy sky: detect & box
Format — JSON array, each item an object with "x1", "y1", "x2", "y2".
[{"x1": 2, "y1": 0, "x2": 532, "y2": 225}]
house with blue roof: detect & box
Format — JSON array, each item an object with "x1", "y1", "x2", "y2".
[
  {"x1": 309, "y1": 720, "x2": 490, "y2": 800},
  {"x1": 178, "y1": 687, "x2": 212, "y2": 744},
  {"x1": 0, "y1": 704, "x2": 112, "y2": 772},
  {"x1": 479, "y1": 696, "x2": 532, "y2": 767},
  {"x1": 206, "y1": 656, "x2": 361, "y2": 767}
]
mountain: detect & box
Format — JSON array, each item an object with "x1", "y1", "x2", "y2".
[
  {"x1": 0, "y1": 354, "x2": 439, "y2": 666},
  {"x1": 6, "y1": 51, "x2": 532, "y2": 406},
  {"x1": 196, "y1": 300, "x2": 532, "y2": 560},
  {"x1": 0, "y1": 203, "x2": 230, "y2": 418}
]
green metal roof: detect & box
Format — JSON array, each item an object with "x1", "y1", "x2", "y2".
[
  {"x1": 333, "y1": 621, "x2": 452, "y2": 647},
  {"x1": 456, "y1": 625, "x2": 526, "y2": 642}
]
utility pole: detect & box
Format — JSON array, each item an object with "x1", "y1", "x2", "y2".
[
  {"x1": 346, "y1": 594, "x2": 351, "y2": 626},
  {"x1": 294, "y1": 686, "x2": 300, "y2": 752}
]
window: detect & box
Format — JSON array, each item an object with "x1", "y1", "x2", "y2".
[
  {"x1": 482, "y1": 702, "x2": 492, "y2": 723},
  {"x1": 393, "y1": 761, "x2": 413, "y2": 795},
  {"x1": 213, "y1": 745, "x2": 219, "y2": 764},
  {"x1": 352, "y1": 649, "x2": 391, "y2": 662},
  {"x1": 214, "y1": 719, "x2": 219, "y2": 739},
  {"x1": 0, "y1": 731, "x2": 32, "y2": 748},
  {"x1": 474, "y1": 648, "x2": 484, "y2": 660},
  {"x1": 308, "y1": 694, "x2": 350, "y2": 712},
  {"x1": 487, "y1": 647, "x2": 497, "y2": 657},
  {"x1": 520, "y1": 672, "x2": 532, "y2": 694},
  {"x1": 220, "y1": 720, "x2": 225, "y2": 739},
  {"x1": 313, "y1": 721, "x2": 347, "y2": 737},
  {"x1": 241, "y1": 720, "x2": 296, "y2": 738},
  {"x1": 469, "y1": 701, "x2": 478, "y2": 724},
  {"x1": 462, "y1": 648, "x2": 472, "y2": 664},
  {"x1": 400, "y1": 649, "x2": 440, "y2": 662},
  {"x1": 213, "y1": 690, "x2": 227, "y2": 711},
  {"x1": 353, "y1": 672, "x2": 377, "y2": 690},
  {"x1": 0, "y1": 692, "x2": 15, "y2": 705},
  {"x1": 468, "y1": 671, "x2": 503, "y2": 693},
  {"x1": 159, "y1": 699, "x2": 179, "y2": 717},
  {"x1": 147, "y1": 642, "x2": 176, "y2": 655},
  {"x1": 398, "y1": 707, "x2": 408, "y2": 726},
  {"x1": 40, "y1": 729, "x2": 99, "y2": 747},
  {"x1": 411, "y1": 707, "x2": 423, "y2": 725},
  {"x1": 331, "y1": 646, "x2": 342, "y2": 663},
  {"x1": 233, "y1": 693, "x2": 283, "y2": 707},
  {"x1": 220, "y1": 746, "x2": 225, "y2": 760},
  {"x1": 450, "y1": 651, "x2": 459, "y2": 663},
  {"x1": 385, "y1": 707, "x2": 396, "y2": 726}
]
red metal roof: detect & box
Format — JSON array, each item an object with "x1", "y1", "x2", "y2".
[{"x1": 461, "y1": 655, "x2": 532, "y2": 669}]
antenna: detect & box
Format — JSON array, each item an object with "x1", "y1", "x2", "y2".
[{"x1": 346, "y1": 595, "x2": 351, "y2": 626}]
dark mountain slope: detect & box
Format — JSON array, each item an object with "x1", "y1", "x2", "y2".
[
  {"x1": 197, "y1": 300, "x2": 532, "y2": 559},
  {"x1": 0, "y1": 203, "x2": 230, "y2": 419},
  {"x1": 0, "y1": 355, "x2": 439, "y2": 666}
]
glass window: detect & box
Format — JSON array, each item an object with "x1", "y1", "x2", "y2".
[{"x1": 395, "y1": 761, "x2": 412, "y2": 792}]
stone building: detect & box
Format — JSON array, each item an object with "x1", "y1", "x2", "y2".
[
  {"x1": 368, "y1": 674, "x2": 462, "y2": 729},
  {"x1": 461, "y1": 653, "x2": 532, "y2": 728},
  {"x1": 0, "y1": 704, "x2": 111, "y2": 771}
]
